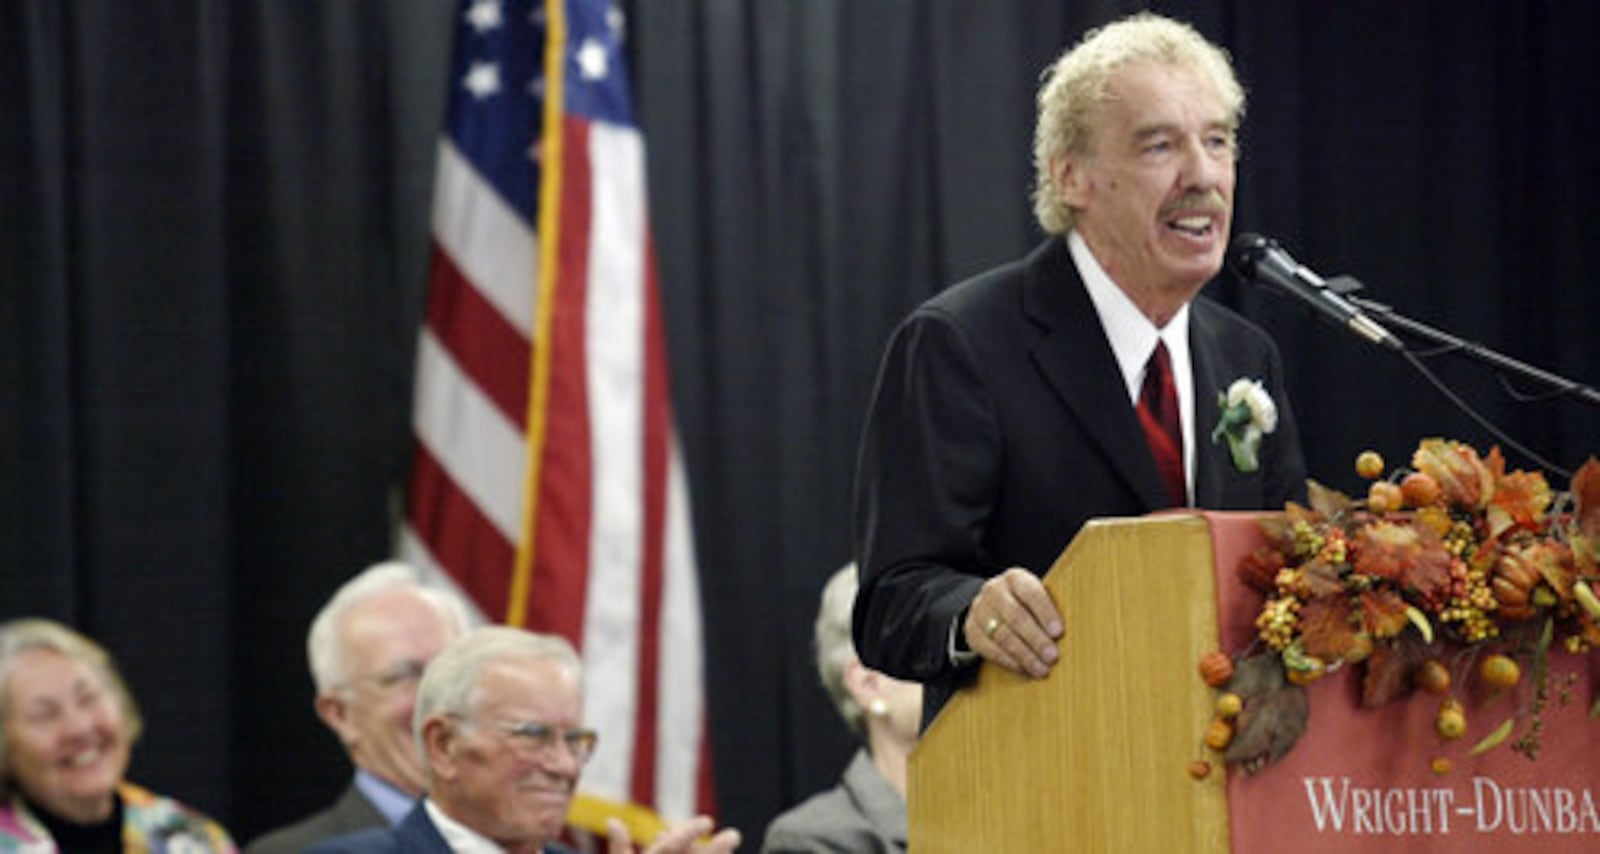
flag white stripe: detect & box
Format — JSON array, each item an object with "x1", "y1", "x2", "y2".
[
  {"x1": 431, "y1": 139, "x2": 538, "y2": 336},
  {"x1": 411, "y1": 329, "x2": 527, "y2": 543},
  {"x1": 654, "y1": 441, "x2": 704, "y2": 818},
  {"x1": 578, "y1": 122, "x2": 648, "y2": 801}
]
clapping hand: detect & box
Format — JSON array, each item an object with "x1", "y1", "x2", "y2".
[{"x1": 606, "y1": 816, "x2": 741, "y2": 854}]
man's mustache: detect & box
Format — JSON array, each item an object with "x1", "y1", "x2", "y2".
[{"x1": 1162, "y1": 191, "x2": 1228, "y2": 216}]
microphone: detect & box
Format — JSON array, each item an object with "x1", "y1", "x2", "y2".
[{"x1": 1228, "y1": 232, "x2": 1403, "y2": 351}]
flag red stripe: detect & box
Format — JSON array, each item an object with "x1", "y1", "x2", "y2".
[
  {"x1": 407, "y1": 440, "x2": 514, "y2": 619},
  {"x1": 424, "y1": 244, "x2": 533, "y2": 428},
  {"x1": 527, "y1": 116, "x2": 596, "y2": 641},
  {"x1": 629, "y1": 233, "x2": 668, "y2": 804}
]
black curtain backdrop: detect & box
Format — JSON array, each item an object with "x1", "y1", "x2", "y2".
[{"x1": 4, "y1": 0, "x2": 1598, "y2": 844}]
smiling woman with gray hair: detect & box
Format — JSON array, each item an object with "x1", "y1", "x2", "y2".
[{"x1": 0, "y1": 617, "x2": 236, "y2": 852}]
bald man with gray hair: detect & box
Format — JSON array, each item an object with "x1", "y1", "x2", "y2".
[
  {"x1": 247, "y1": 562, "x2": 474, "y2": 854},
  {"x1": 310, "y1": 626, "x2": 739, "y2": 854}
]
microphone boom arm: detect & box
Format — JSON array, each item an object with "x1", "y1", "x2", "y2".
[{"x1": 1347, "y1": 293, "x2": 1600, "y2": 409}]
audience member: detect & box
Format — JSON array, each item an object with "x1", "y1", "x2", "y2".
[
  {"x1": 247, "y1": 561, "x2": 473, "y2": 853},
  {"x1": 308, "y1": 625, "x2": 739, "y2": 854},
  {"x1": 762, "y1": 565, "x2": 921, "y2": 853},
  {"x1": 0, "y1": 617, "x2": 237, "y2": 851}
]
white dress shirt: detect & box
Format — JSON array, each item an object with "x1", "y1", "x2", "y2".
[
  {"x1": 424, "y1": 799, "x2": 510, "y2": 854},
  {"x1": 1069, "y1": 230, "x2": 1196, "y2": 502}
]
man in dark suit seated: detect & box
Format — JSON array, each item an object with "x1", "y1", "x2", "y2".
[
  {"x1": 247, "y1": 562, "x2": 473, "y2": 853},
  {"x1": 307, "y1": 626, "x2": 739, "y2": 854},
  {"x1": 852, "y1": 11, "x2": 1309, "y2": 728}
]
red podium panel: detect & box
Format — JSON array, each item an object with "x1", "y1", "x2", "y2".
[{"x1": 1208, "y1": 512, "x2": 1600, "y2": 852}]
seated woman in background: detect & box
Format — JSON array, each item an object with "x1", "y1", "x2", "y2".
[
  {"x1": 761, "y1": 565, "x2": 922, "y2": 854},
  {"x1": 0, "y1": 617, "x2": 236, "y2": 852}
]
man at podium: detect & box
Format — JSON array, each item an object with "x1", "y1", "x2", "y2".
[{"x1": 852, "y1": 12, "x2": 1308, "y2": 727}]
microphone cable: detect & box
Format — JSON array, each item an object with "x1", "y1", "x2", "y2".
[{"x1": 1393, "y1": 346, "x2": 1572, "y2": 481}]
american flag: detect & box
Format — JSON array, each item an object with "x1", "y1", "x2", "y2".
[{"x1": 402, "y1": 0, "x2": 714, "y2": 834}]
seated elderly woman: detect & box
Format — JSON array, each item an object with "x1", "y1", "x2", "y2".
[
  {"x1": 0, "y1": 617, "x2": 236, "y2": 852},
  {"x1": 761, "y1": 566, "x2": 923, "y2": 853}
]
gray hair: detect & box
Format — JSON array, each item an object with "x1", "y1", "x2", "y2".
[
  {"x1": 815, "y1": 565, "x2": 864, "y2": 736},
  {"x1": 0, "y1": 619, "x2": 144, "y2": 792},
  {"x1": 412, "y1": 626, "x2": 583, "y2": 756},
  {"x1": 307, "y1": 561, "x2": 474, "y2": 693},
  {"x1": 1032, "y1": 12, "x2": 1245, "y2": 235}
]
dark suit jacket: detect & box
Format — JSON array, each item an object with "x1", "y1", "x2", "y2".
[
  {"x1": 852, "y1": 237, "x2": 1308, "y2": 725},
  {"x1": 305, "y1": 802, "x2": 447, "y2": 854},
  {"x1": 246, "y1": 783, "x2": 389, "y2": 854},
  {"x1": 306, "y1": 800, "x2": 576, "y2": 854}
]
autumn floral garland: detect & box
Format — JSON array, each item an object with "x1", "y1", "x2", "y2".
[{"x1": 1190, "y1": 438, "x2": 1600, "y2": 780}]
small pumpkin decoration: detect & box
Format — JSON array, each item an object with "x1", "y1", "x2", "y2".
[
  {"x1": 1490, "y1": 544, "x2": 1543, "y2": 620},
  {"x1": 1198, "y1": 650, "x2": 1235, "y2": 687}
]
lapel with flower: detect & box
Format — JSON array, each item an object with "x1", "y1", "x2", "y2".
[{"x1": 1189, "y1": 300, "x2": 1273, "y2": 507}]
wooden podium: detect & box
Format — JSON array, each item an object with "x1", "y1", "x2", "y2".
[
  {"x1": 908, "y1": 513, "x2": 1230, "y2": 852},
  {"x1": 906, "y1": 512, "x2": 1600, "y2": 853}
]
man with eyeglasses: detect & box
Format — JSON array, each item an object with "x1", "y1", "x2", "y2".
[
  {"x1": 308, "y1": 626, "x2": 739, "y2": 854},
  {"x1": 248, "y1": 562, "x2": 474, "y2": 854}
]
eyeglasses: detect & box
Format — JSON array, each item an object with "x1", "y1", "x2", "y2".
[
  {"x1": 341, "y1": 659, "x2": 427, "y2": 693},
  {"x1": 484, "y1": 719, "x2": 599, "y2": 764}
]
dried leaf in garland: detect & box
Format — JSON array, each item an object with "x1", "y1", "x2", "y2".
[
  {"x1": 1238, "y1": 546, "x2": 1288, "y2": 593},
  {"x1": 1224, "y1": 653, "x2": 1309, "y2": 772},
  {"x1": 1412, "y1": 438, "x2": 1494, "y2": 509},
  {"x1": 1298, "y1": 597, "x2": 1369, "y2": 664},
  {"x1": 1532, "y1": 540, "x2": 1576, "y2": 602},
  {"x1": 1302, "y1": 560, "x2": 1347, "y2": 598},
  {"x1": 1359, "y1": 588, "x2": 1412, "y2": 639},
  {"x1": 1361, "y1": 633, "x2": 1432, "y2": 707},
  {"x1": 1571, "y1": 458, "x2": 1600, "y2": 568},
  {"x1": 1306, "y1": 479, "x2": 1355, "y2": 518},
  {"x1": 1485, "y1": 454, "x2": 1553, "y2": 540},
  {"x1": 1352, "y1": 521, "x2": 1454, "y2": 608}
]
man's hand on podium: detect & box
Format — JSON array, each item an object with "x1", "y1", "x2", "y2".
[{"x1": 962, "y1": 567, "x2": 1064, "y2": 679}]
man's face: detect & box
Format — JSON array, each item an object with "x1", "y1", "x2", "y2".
[
  {"x1": 1057, "y1": 60, "x2": 1237, "y2": 318},
  {"x1": 433, "y1": 657, "x2": 586, "y2": 849},
  {"x1": 320, "y1": 589, "x2": 457, "y2": 795}
]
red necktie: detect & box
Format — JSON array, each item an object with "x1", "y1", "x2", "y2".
[{"x1": 1137, "y1": 341, "x2": 1186, "y2": 507}]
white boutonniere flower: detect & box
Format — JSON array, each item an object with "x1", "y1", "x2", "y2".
[{"x1": 1211, "y1": 379, "x2": 1278, "y2": 473}]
